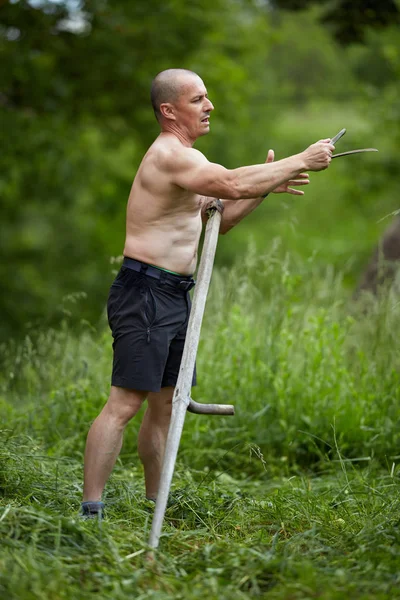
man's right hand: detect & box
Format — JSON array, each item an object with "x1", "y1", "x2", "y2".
[{"x1": 302, "y1": 139, "x2": 335, "y2": 171}]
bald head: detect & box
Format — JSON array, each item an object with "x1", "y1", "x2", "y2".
[{"x1": 150, "y1": 69, "x2": 201, "y2": 122}]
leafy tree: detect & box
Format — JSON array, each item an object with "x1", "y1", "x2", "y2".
[
  {"x1": 0, "y1": 0, "x2": 275, "y2": 337},
  {"x1": 1, "y1": 0, "x2": 399, "y2": 338},
  {"x1": 270, "y1": 0, "x2": 400, "y2": 44}
]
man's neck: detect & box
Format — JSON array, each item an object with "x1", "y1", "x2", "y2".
[{"x1": 160, "y1": 125, "x2": 195, "y2": 147}]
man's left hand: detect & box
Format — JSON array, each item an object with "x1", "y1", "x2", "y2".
[
  {"x1": 205, "y1": 197, "x2": 225, "y2": 215},
  {"x1": 266, "y1": 149, "x2": 310, "y2": 195}
]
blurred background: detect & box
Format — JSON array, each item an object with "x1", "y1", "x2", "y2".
[{"x1": 1, "y1": 0, "x2": 400, "y2": 340}]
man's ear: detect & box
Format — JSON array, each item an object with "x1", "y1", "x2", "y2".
[{"x1": 159, "y1": 103, "x2": 176, "y2": 121}]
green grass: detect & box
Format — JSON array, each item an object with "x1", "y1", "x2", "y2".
[{"x1": 1, "y1": 249, "x2": 400, "y2": 599}]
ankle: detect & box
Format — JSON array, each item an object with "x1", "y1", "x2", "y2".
[{"x1": 82, "y1": 495, "x2": 102, "y2": 503}]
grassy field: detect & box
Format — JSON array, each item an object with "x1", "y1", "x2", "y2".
[{"x1": 1, "y1": 249, "x2": 400, "y2": 599}]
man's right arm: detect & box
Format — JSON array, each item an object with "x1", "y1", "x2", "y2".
[{"x1": 164, "y1": 140, "x2": 334, "y2": 201}]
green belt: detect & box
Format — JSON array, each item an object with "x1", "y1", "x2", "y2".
[{"x1": 149, "y1": 263, "x2": 183, "y2": 277}]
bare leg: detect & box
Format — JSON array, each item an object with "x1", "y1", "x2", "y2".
[
  {"x1": 83, "y1": 385, "x2": 147, "y2": 501},
  {"x1": 137, "y1": 386, "x2": 174, "y2": 500}
]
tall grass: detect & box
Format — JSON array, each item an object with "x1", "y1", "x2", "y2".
[
  {"x1": 1, "y1": 246, "x2": 400, "y2": 598},
  {"x1": 2, "y1": 244, "x2": 400, "y2": 467}
]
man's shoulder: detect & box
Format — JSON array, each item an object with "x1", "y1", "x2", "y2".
[{"x1": 150, "y1": 136, "x2": 207, "y2": 171}]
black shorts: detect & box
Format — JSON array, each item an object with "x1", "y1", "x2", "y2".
[{"x1": 107, "y1": 258, "x2": 196, "y2": 392}]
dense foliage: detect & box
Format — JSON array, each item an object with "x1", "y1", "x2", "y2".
[{"x1": 1, "y1": 0, "x2": 399, "y2": 338}]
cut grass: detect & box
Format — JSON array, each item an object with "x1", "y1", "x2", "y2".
[{"x1": 1, "y1": 432, "x2": 399, "y2": 599}]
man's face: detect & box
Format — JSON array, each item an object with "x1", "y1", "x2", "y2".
[{"x1": 172, "y1": 75, "x2": 214, "y2": 140}]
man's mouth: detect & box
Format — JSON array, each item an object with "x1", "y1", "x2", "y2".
[{"x1": 201, "y1": 116, "x2": 210, "y2": 124}]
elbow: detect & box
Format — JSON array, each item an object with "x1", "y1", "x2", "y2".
[
  {"x1": 219, "y1": 220, "x2": 234, "y2": 235},
  {"x1": 231, "y1": 179, "x2": 247, "y2": 200},
  {"x1": 230, "y1": 184, "x2": 243, "y2": 201},
  {"x1": 223, "y1": 172, "x2": 245, "y2": 200}
]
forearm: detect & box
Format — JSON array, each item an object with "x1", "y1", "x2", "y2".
[
  {"x1": 229, "y1": 154, "x2": 306, "y2": 199},
  {"x1": 219, "y1": 196, "x2": 266, "y2": 234}
]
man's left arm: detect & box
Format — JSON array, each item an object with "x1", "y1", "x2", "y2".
[{"x1": 201, "y1": 150, "x2": 309, "y2": 234}]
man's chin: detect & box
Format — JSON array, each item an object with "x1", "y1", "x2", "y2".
[{"x1": 199, "y1": 125, "x2": 210, "y2": 136}]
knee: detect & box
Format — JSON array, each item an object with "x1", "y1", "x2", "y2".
[{"x1": 104, "y1": 387, "x2": 145, "y2": 427}]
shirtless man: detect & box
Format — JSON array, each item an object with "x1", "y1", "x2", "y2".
[{"x1": 81, "y1": 68, "x2": 334, "y2": 518}]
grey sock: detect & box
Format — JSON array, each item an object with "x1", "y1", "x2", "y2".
[{"x1": 81, "y1": 501, "x2": 105, "y2": 518}]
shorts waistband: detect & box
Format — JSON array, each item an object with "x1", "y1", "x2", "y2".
[{"x1": 122, "y1": 257, "x2": 196, "y2": 291}]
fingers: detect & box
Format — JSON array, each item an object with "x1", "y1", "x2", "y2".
[
  {"x1": 288, "y1": 177, "x2": 310, "y2": 186},
  {"x1": 266, "y1": 149, "x2": 274, "y2": 163},
  {"x1": 326, "y1": 144, "x2": 335, "y2": 164},
  {"x1": 287, "y1": 172, "x2": 310, "y2": 194},
  {"x1": 287, "y1": 188, "x2": 305, "y2": 195},
  {"x1": 316, "y1": 141, "x2": 335, "y2": 151},
  {"x1": 323, "y1": 141, "x2": 336, "y2": 156}
]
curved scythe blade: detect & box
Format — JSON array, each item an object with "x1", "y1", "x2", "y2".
[{"x1": 332, "y1": 148, "x2": 378, "y2": 158}]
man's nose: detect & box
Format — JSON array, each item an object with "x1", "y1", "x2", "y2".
[{"x1": 205, "y1": 99, "x2": 214, "y2": 112}]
